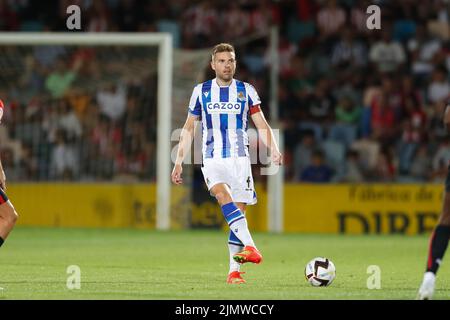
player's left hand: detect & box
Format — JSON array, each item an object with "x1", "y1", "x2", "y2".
[
  {"x1": 171, "y1": 164, "x2": 183, "y2": 185},
  {"x1": 272, "y1": 150, "x2": 283, "y2": 166}
]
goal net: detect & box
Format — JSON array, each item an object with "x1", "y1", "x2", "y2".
[{"x1": 0, "y1": 33, "x2": 201, "y2": 230}]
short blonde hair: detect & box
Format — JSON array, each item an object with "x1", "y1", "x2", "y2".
[{"x1": 211, "y1": 43, "x2": 235, "y2": 60}]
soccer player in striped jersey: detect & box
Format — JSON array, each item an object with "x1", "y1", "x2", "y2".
[
  {"x1": 0, "y1": 99, "x2": 19, "y2": 290},
  {"x1": 172, "y1": 43, "x2": 282, "y2": 284}
]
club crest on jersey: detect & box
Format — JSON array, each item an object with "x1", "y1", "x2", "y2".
[{"x1": 237, "y1": 91, "x2": 246, "y2": 102}]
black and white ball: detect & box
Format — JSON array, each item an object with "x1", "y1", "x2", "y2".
[{"x1": 305, "y1": 257, "x2": 336, "y2": 287}]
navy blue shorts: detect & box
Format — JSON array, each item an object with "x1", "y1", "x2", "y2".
[{"x1": 0, "y1": 188, "x2": 8, "y2": 205}]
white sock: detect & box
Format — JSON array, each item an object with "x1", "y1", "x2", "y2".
[
  {"x1": 230, "y1": 218, "x2": 255, "y2": 248},
  {"x1": 423, "y1": 271, "x2": 436, "y2": 284},
  {"x1": 228, "y1": 243, "x2": 242, "y2": 273}
]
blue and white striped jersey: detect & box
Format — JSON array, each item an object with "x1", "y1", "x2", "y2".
[{"x1": 188, "y1": 78, "x2": 261, "y2": 159}]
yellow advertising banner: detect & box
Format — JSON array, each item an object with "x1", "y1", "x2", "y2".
[
  {"x1": 283, "y1": 184, "x2": 443, "y2": 235},
  {"x1": 8, "y1": 183, "x2": 158, "y2": 228},
  {"x1": 192, "y1": 183, "x2": 443, "y2": 235},
  {"x1": 6, "y1": 183, "x2": 444, "y2": 235}
]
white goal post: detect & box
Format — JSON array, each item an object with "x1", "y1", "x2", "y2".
[{"x1": 0, "y1": 32, "x2": 173, "y2": 230}]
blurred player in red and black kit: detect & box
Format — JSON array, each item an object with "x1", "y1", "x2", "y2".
[
  {"x1": 0, "y1": 100, "x2": 19, "y2": 256},
  {"x1": 417, "y1": 103, "x2": 450, "y2": 300}
]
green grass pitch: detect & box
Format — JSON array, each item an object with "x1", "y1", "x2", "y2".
[{"x1": 0, "y1": 227, "x2": 448, "y2": 299}]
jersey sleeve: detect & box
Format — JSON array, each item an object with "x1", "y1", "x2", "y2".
[
  {"x1": 246, "y1": 83, "x2": 261, "y2": 115},
  {"x1": 188, "y1": 85, "x2": 202, "y2": 117}
]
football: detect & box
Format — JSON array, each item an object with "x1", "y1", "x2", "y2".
[{"x1": 305, "y1": 257, "x2": 336, "y2": 287}]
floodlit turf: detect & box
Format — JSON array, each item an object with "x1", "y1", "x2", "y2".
[{"x1": 0, "y1": 227, "x2": 448, "y2": 300}]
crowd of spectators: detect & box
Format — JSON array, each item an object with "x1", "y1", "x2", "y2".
[
  {"x1": 0, "y1": 45, "x2": 157, "y2": 181},
  {"x1": 0, "y1": 0, "x2": 449, "y2": 184},
  {"x1": 275, "y1": 0, "x2": 450, "y2": 184}
]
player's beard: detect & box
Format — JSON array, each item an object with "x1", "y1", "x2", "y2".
[{"x1": 218, "y1": 70, "x2": 233, "y2": 83}]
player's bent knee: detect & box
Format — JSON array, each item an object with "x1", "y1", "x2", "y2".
[{"x1": 214, "y1": 191, "x2": 232, "y2": 205}]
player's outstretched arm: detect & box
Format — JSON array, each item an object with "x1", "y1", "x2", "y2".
[
  {"x1": 171, "y1": 114, "x2": 198, "y2": 185},
  {"x1": 251, "y1": 111, "x2": 283, "y2": 165}
]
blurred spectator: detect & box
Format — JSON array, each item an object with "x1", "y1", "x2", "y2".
[
  {"x1": 393, "y1": 5, "x2": 417, "y2": 43},
  {"x1": 409, "y1": 143, "x2": 432, "y2": 181},
  {"x1": 350, "y1": 0, "x2": 370, "y2": 35},
  {"x1": 331, "y1": 28, "x2": 367, "y2": 69},
  {"x1": 434, "y1": 0, "x2": 449, "y2": 23},
  {"x1": 56, "y1": 98, "x2": 83, "y2": 141},
  {"x1": 370, "y1": 93, "x2": 396, "y2": 143},
  {"x1": 300, "y1": 149, "x2": 333, "y2": 183},
  {"x1": 400, "y1": 74, "x2": 422, "y2": 116},
  {"x1": 18, "y1": 143, "x2": 39, "y2": 181},
  {"x1": 316, "y1": 0, "x2": 346, "y2": 40},
  {"x1": 382, "y1": 77, "x2": 403, "y2": 121},
  {"x1": 14, "y1": 101, "x2": 43, "y2": 151},
  {"x1": 336, "y1": 97, "x2": 361, "y2": 126},
  {"x1": 0, "y1": 0, "x2": 19, "y2": 31},
  {"x1": 33, "y1": 45, "x2": 66, "y2": 71},
  {"x1": 87, "y1": 0, "x2": 111, "y2": 32},
  {"x1": 427, "y1": 1, "x2": 450, "y2": 40},
  {"x1": 50, "y1": 129, "x2": 78, "y2": 180},
  {"x1": 369, "y1": 28, "x2": 406, "y2": 73},
  {"x1": 295, "y1": 0, "x2": 317, "y2": 22},
  {"x1": 115, "y1": 138, "x2": 147, "y2": 181},
  {"x1": 335, "y1": 149, "x2": 365, "y2": 183},
  {"x1": 293, "y1": 130, "x2": 316, "y2": 181},
  {"x1": 373, "y1": 146, "x2": 396, "y2": 181},
  {"x1": 397, "y1": 78, "x2": 427, "y2": 173},
  {"x1": 299, "y1": 78, "x2": 335, "y2": 141},
  {"x1": 67, "y1": 88, "x2": 91, "y2": 116},
  {"x1": 265, "y1": 36, "x2": 298, "y2": 78},
  {"x1": 427, "y1": 67, "x2": 450, "y2": 104},
  {"x1": 351, "y1": 138, "x2": 381, "y2": 173},
  {"x1": 19, "y1": 55, "x2": 46, "y2": 99},
  {"x1": 428, "y1": 100, "x2": 448, "y2": 141},
  {"x1": 398, "y1": 120, "x2": 422, "y2": 175},
  {"x1": 90, "y1": 115, "x2": 122, "y2": 157},
  {"x1": 408, "y1": 24, "x2": 442, "y2": 78},
  {"x1": 249, "y1": 0, "x2": 273, "y2": 35},
  {"x1": 322, "y1": 139, "x2": 345, "y2": 173},
  {"x1": 329, "y1": 96, "x2": 361, "y2": 149},
  {"x1": 182, "y1": 1, "x2": 218, "y2": 48},
  {"x1": 222, "y1": 2, "x2": 249, "y2": 40},
  {"x1": 96, "y1": 82, "x2": 127, "y2": 122},
  {"x1": 432, "y1": 138, "x2": 450, "y2": 182},
  {"x1": 0, "y1": 147, "x2": 19, "y2": 181},
  {"x1": 45, "y1": 57, "x2": 82, "y2": 98}
]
